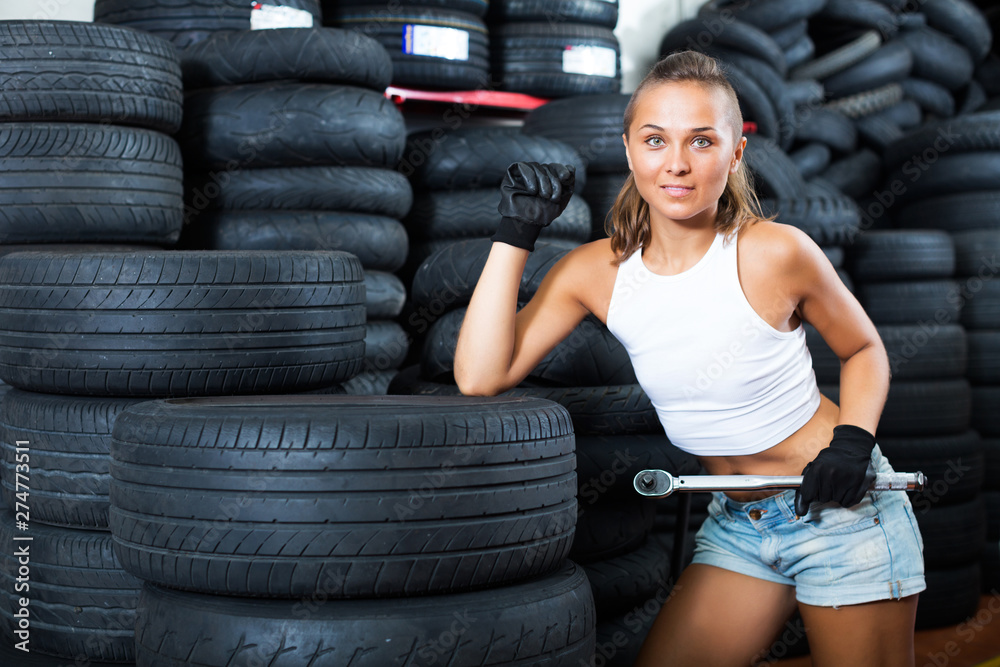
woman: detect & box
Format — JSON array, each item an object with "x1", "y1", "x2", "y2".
[{"x1": 454, "y1": 50, "x2": 925, "y2": 666}]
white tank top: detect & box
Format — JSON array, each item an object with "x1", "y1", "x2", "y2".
[{"x1": 606, "y1": 230, "x2": 821, "y2": 456}]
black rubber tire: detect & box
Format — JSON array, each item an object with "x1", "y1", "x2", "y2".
[
  {"x1": 332, "y1": 6, "x2": 490, "y2": 90},
  {"x1": 772, "y1": 19, "x2": 808, "y2": 50},
  {"x1": 757, "y1": 192, "x2": 860, "y2": 245},
  {"x1": 592, "y1": 600, "x2": 659, "y2": 667},
  {"x1": 583, "y1": 538, "x2": 669, "y2": 619},
  {"x1": 782, "y1": 34, "x2": 816, "y2": 71},
  {"x1": 976, "y1": 52, "x2": 1000, "y2": 96},
  {"x1": 820, "y1": 41, "x2": 913, "y2": 99},
  {"x1": 956, "y1": 79, "x2": 988, "y2": 116},
  {"x1": 789, "y1": 142, "x2": 833, "y2": 180},
  {"x1": 185, "y1": 165, "x2": 414, "y2": 219},
  {"x1": 885, "y1": 152, "x2": 1000, "y2": 206},
  {"x1": 180, "y1": 27, "x2": 392, "y2": 90},
  {"x1": 575, "y1": 434, "x2": 698, "y2": 500},
  {"x1": 814, "y1": 0, "x2": 900, "y2": 35},
  {"x1": 822, "y1": 245, "x2": 845, "y2": 268},
  {"x1": 900, "y1": 77, "x2": 956, "y2": 117},
  {"x1": 793, "y1": 106, "x2": 858, "y2": 154},
  {"x1": 488, "y1": 0, "x2": 619, "y2": 28},
  {"x1": 857, "y1": 279, "x2": 961, "y2": 326},
  {"x1": 847, "y1": 229, "x2": 955, "y2": 281},
  {"x1": 985, "y1": 438, "x2": 1000, "y2": 490},
  {"x1": 0, "y1": 21, "x2": 182, "y2": 134},
  {"x1": 878, "y1": 431, "x2": 984, "y2": 507},
  {"x1": 422, "y1": 307, "x2": 635, "y2": 386},
  {"x1": 854, "y1": 112, "x2": 904, "y2": 153},
  {"x1": 884, "y1": 110, "x2": 1000, "y2": 166},
  {"x1": 867, "y1": 98, "x2": 923, "y2": 129},
  {"x1": 0, "y1": 643, "x2": 125, "y2": 667},
  {"x1": 0, "y1": 250, "x2": 366, "y2": 396},
  {"x1": 709, "y1": 53, "x2": 795, "y2": 150},
  {"x1": 179, "y1": 82, "x2": 406, "y2": 170},
  {"x1": 404, "y1": 237, "x2": 581, "y2": 287},
  {"x1": 363, "y1": 270, "x2": 406, "y2": 319},
  {"x1": 807, "y1": 323, "x2": 967, "y2": 383},
  {"x1": 895, "y1": 191, "x2": 1000, "y2": 234},
  {"x1": 327, "y1": 0, "x2": 489, "y2": 17},
  {"x1": 409, "y1": 237, "x2": 568, "y2": 309},
  {"x1": 360, "y1": 319, "x2": 409, "y2": 371},
  {"x1": 403, "y1": 126, "x2": 587, "y2": 191},
  {"x1": 898, "y1": 26, "x2": 975, "y2": 91},
  {"x1": 111, "y1": 395, "x2": 577, "y2": 598},
  {"x1": 583, "y1": 172, "x2": 629, "y2": 240},
  {"x1": 819, "y1": 148, "x2": 883, "y2": 199},
  {"x1": 973, "y1": 386, "x2": 1000, "y2": 436},
  {"x1": 0, "y1": 390, "x2": 149, "y2": 529},
  {"x1": 926, "y1": 0, "x2": 991, "y2": 62},
  {"x1": 953, "y1": 229, "x2": 1000, "y2": 276},
  {"x1": 659, "y1": 17, "x2": 786, "y2": 76},
  {"x1": 718, "y1": 61, "x2": 781, "y2": 144},
  {"x1": 388, "y1": 366, "x2": 662, "y2": 436},
  {"x1": 790, "y1": 30, "x2": 882, "y2": 81},
  {"x1": 0, "y1": 512, "x2": 141, "y2": 662},
  {"x1": 698, "y1": 0, "x2": 826, "y2": 31},
  {"x1": 785, "y1": 79, "x2": 826, "y2": 108},
  {"x1": 835, "y1": 379, "x2": 972, "y2": 437},
  {"x1": 825, "y1": 82, "x2": 904, "y2": 118},
  {"x1": 914, "y1": 497, "x2": 987, "y2": 568},
  {"x1": 0, "y1": 123, "x2": 184, "y2": 246},
  {"x1": 916, "y1": 564, "x2": 981, "y2": 630},
  {"x1": 743, "y1": 134, "x2": 807, "y2": 200},
  {"x1": 572, "y1": 499, "x2": 656, "y2": 563},
  {"x1": 182, "y1": 210, "x2": 409, "y2": 272},
  {"x1": 522, "y1": 93, "x2": 630, "y2": 173},
  {"x1": 961, "y1": 281, "x2": 1000, "y2": 329},
  {"x1": 493, "y1": 23, "x2": 622, "y2": 97},
  {"x1": 405, "y1": 187, "x2": 590, "y2": 243},
  {"x1": 94, "y1": 0, "x2": 322, "y2": 48},
  {"x1": 340, "y1": 368, "x2": 398, "y2": 396},
  {"x1": 135, "y1": 562, "x2": 595, "y2": 665}
]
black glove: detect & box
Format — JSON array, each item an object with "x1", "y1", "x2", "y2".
[
  {"x1": 793, "y1": 424, "x2": 877, "y2": 517},
  {"x1": 492, "y1": 161, "x2": 576, "y2": 252}
]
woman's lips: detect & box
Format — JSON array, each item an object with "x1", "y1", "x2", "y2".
[{"x1": 662, "y1": 185, "x2": 693, "y2": 198}]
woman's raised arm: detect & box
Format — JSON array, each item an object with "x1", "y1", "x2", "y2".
[{"x1": 453, "y1": 162, "x2": 589, "y2": 395}]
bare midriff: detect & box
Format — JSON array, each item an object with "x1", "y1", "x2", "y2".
[{"x1": 696, "y1": 393, "x2": 842, "y2": 502}]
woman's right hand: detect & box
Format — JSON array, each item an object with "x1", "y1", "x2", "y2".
[{"x1": 492, "y1": 161, "x2": 576, "y2": 252}]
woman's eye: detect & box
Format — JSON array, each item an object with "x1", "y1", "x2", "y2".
[
  {"x1": 693, "y1": 137, "x2": 711, "y2": 147},
  {"x1": 646, "y1": 136, "x2": 663, "y2": 147}
]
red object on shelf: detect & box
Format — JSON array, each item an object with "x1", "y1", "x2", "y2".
[
  {"x1": 385, "y1": 86, "x2": 551, "y2": 111},
  {"x1": 742, "y1": 121, "x2": 758, "y2": 134}
]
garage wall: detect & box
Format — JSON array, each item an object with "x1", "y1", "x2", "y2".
[{"x1": 2, "y1": 0, "x2": 700, "y2": 92}]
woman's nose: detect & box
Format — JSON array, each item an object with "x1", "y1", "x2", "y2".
[{"x1": 663, "y1": 146, "x2": 690, "y2": 175}]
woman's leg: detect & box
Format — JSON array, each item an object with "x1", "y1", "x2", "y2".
[
  {"x1": 799, "y1": 594, "x2": 919, "y2": 667},
  {"x1": 634, "y1": 563, "x2": 798, "y2": 667}
]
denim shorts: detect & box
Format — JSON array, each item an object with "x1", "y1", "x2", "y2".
[{"x1": 690, "y1": 445, "x2": 927, "y2": 607}]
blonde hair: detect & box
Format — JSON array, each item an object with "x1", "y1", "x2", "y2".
[{"x1": 606, "y1": 50, "x2": 773, "y2": 264}]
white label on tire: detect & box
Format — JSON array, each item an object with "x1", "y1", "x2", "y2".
[
  {"x1": 250, "y1": 3, "x2": 314, "y2": 29},
  {"x1": 402, "y1": 25, "x2": 470, "y2": 61},
  {"x1": 562, "y1": 45, "x2": 617, "y2": 78}
]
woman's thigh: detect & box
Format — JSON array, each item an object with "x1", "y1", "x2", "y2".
[
  {"x1": 799, "y1": 594, "x2": 919, "y2": 667},
  {"x1": 634, "y1": 563, "x2": 798, "y2": 667}
]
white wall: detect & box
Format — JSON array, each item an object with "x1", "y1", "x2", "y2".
[{"x1": 3, "y1": 0, "x2": 694, "y2": 92}]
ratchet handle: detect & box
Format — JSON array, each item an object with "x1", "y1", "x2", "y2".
[{"x1": 634, "y1": 470, "x2": 925, "y2": 498}]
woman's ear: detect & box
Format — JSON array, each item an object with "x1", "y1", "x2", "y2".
[
  {"x1": 622, "y1": 133, "x2": 633, "y2": 171},
  {"x1": 730, "y1": 135, "x2": 746, "y2": 173}
]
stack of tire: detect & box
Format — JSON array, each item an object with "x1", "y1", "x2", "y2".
[
  {"x1": 522, "y1": 94, "x2": 631, "y2": 240},
  {"x1": 488, "y1": 0, "x2": 622, "y2": 98},
  {"x1": 108, "y1": 394, "x2": 597, "y2": 664},
  {"x1": 94, "y1": 0, "x2": 322, "y2": 48},
  {"x1": 0, "y1": 19, "x2": 187, "y2": 662},
  {"x1": 175, "y1": 28, "x2": 411, "y2": 395},
  {"x1": 325, "y1": 0, "x2": 491, "y2": 90},
  {"x1": 831, "y1": 229, "x2": 986, "y2": 630},
  {"x1": 397, "y1": 125, "x2": 590, "y2": 356},
  {"x1": 390, "y1": 239, "x2": 700, "y2": 665}
]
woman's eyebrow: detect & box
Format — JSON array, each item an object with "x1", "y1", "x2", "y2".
[{"x1": 637, "y1": 123, "x2": 718, "y2": 133}]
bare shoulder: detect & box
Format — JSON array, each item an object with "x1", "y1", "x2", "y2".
[
  {"x1": 738, "y1": 219, "x2": 825, "y2": 273},
  {"x1": 541, "y1": 237, "x2": 620, "y2": 321}
]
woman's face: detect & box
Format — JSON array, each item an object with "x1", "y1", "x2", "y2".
[{"x1": 623, "y1": 80, "x2": 745, "y2": 229}]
